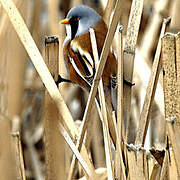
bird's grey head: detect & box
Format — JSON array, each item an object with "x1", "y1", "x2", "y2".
[{"x1": 63, "y1": 5, "x2": 101, "y2": 40}]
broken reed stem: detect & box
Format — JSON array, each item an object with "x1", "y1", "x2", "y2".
[
  {"x1": 162, "y1": 33, "x2": 180, "y2": 177},
  {"x1": 67, "y1": 0, "x2": 122, "y2": 179},
  {"x1": 44, "y1": 37, "x2": 65, "y2": 180},
  {"x1": 90, "y1": 28, "x2": 114, "y2": 180},
  {"x1": 12, "y1": 116, "x2": 26, "y2": 180},
  {"x1": 135, "y1": 17, "x2": 170, "y2": 146},
  {"x1": 115, "y1": 26, "x2": 126, "y2": 179},
  {"x1": 123, "y1": 0, "x2": 144, "y2": 138}
]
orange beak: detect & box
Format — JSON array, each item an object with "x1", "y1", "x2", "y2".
[{"x1": 59, "y1": 19, "x2": 70, "y2": 24}]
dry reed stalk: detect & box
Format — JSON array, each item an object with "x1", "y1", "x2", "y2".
[
  {"x1": 176, "y1": 33, "x2": 180, "y2": 128},
  {"x1": 123, "y1": 0, "x2": 144, "y2": 141},
  {"x1": 147, "y1": 148, "x2": 155, "y2": 178},
  {"x1": 6, "y1": 0, "x2": 28, "y2": 120},
  {"x1": 134, "y1": 50, "x2": 165, "y2": 115},
  {"x1": 11, "y1": 116, "x2": 26, "y2": 180},
  {"x1": 103, "y1": 0, "x2": 116, "y2": 25},
  {"x1": 44, "y1": 37, "x2": 59, "y2": 86},
  {"x1": 67, "y1": 1, "x2": 122, "y2": 179},
  {"x1": 28, "y1": 0, "x2": 40, "y2": 32},
  {"x1": 117, "y1": 0, "x2": 132, "y2": 35},
  {"x1": 138, "y1": 1, "x2": 169, "y2": 146},
  {"x1": 103, "y1": 0, "x2": 119, "y2": 56},
  {"x1": 162, "y1": 33, "x2": 180, "y2": 177},
  {"x1": 45, "y1": 99, "x2": 65, "y2": 180},
  {"x1": 30, "y1": 0, "x2": 43, "y2": 49},
  {"x1": 115, "y1": 27, "x2": 126, "y2": 180},
  {"x1": 135, "y1": 17, "x2": 170, "y2": 146},
  {"x1": 0, "y1": 115, "x2": 18, "y2": 179},
  {"x1": 59, "y1": 0, "x2": 71, "y2": 15},
  {"x1": 83, "y1": 88, "x2": 99, "y2": 155},
  {"x1": 82, "y1": 0, "x2": 103, "y2": 16},
  {"x1": 98, "y1": 75, "x2": 114, "y2": 179},
  {"x1": 122, "y1": 0, "x2": 144, "y2": 178},
  {"x1": 150, "y1": 164, "x2": 161, "y2": 180},
  {"x1": 70, "y1": 0, "x2": 82, "y2": 8},
  {"x1": 0, "y1": 0, "x2": 28, "y2": 179},
  {"x1": 0, "y1": 0, "x2": 94, "y2": 172},
  {"x1": 140, "y1": 0, "x2": 170, "y2": 59},
  {"x1": 159, "y1": 150, "x2": 170, "y2": 180},
  {"x1": 169, "y1": 146, "x2": 178, "y2": 179},
  {"x1": 113, "y1": 112, "x2": 126, "y2": 180},
  {"x1": 117, "y1": 27, "x2": 124, "y2": 144},
  {"x1": 84, "y1": 101, "x2": 103, "y2": 177},
  {"x1": 170, "y1": 0, "x2": 180, "y2": 33},
  {"x1": 0, "y1": 9, "x2": 10, "y2": 115},
  {"x1": 91, "y1": 112, "x2": 106, "y2": 168},
  {"x1": 137, "y1": 0, "x2": 170, "y2": 145},
  {"x1": 84, "y1": 103, "x2": 97, "y2": 151},
  {"x1": 59, "y1": 123, "x2": 94, "y2": 178},
  {"x1": 44, "y1": 36, "x2": 66, "y2": 180},
  {"x1": 47, "y1": 0, "x2": 59, "y2": 35},
  {"x1": 126, "y1": 146, "x2": 148, "y2": 179},
  {"x1": 99, "y1": 0, "x2": 108, "y2": 10},
  {"x1": 90, "y1": 28, "x2": 114, "y2": 180}
]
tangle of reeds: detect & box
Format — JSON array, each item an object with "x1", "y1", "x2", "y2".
[{"x1": 0, "y1": 0, "x2": 180, "y2": 179}]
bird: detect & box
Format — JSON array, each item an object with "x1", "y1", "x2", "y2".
[
  {"x1": 58, "y1": 5, "x2": 129, "y2": 144},
  {"x1": 59, "y1": 5, "x2": 117, "y2": 91}
]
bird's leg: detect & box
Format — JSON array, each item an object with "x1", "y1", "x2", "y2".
[
  {"x1": 123, "y1": 77, "x2": 135, "y2": 87},
  {"x1": 42, "y1": 75, "x2": 71, "y2": 87},
  {"x1": 111, "y1": 76, "x2": 135, "y2": 88},
  {"x1": 55, "y1": 75, "x2": 72, "y2": 86}
]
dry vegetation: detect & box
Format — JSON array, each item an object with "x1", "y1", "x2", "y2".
[{"x1": 0, "y1": 0, "x2": 180, "y2": 179}]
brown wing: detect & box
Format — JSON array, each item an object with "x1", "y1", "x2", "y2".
[
  {"x1": 72, "y1": 19, "x2": 117, "y2": 87},
  {"x1": 63, "y1": 40, "x2": 91, "y2": 91},
  {"x1": 63, "y1": 19, "x2": 117, "y2": 90}
]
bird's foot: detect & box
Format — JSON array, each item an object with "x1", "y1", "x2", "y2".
[
  {"x1": 55, "y1": 75, "x2": 72, "y2": 86},
  {"x1": 123, "y1": 78, "x2": 135, "y2": 87},
  {"x1": 111, "y1": 76, "x2": 135, "y2": 88}
]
